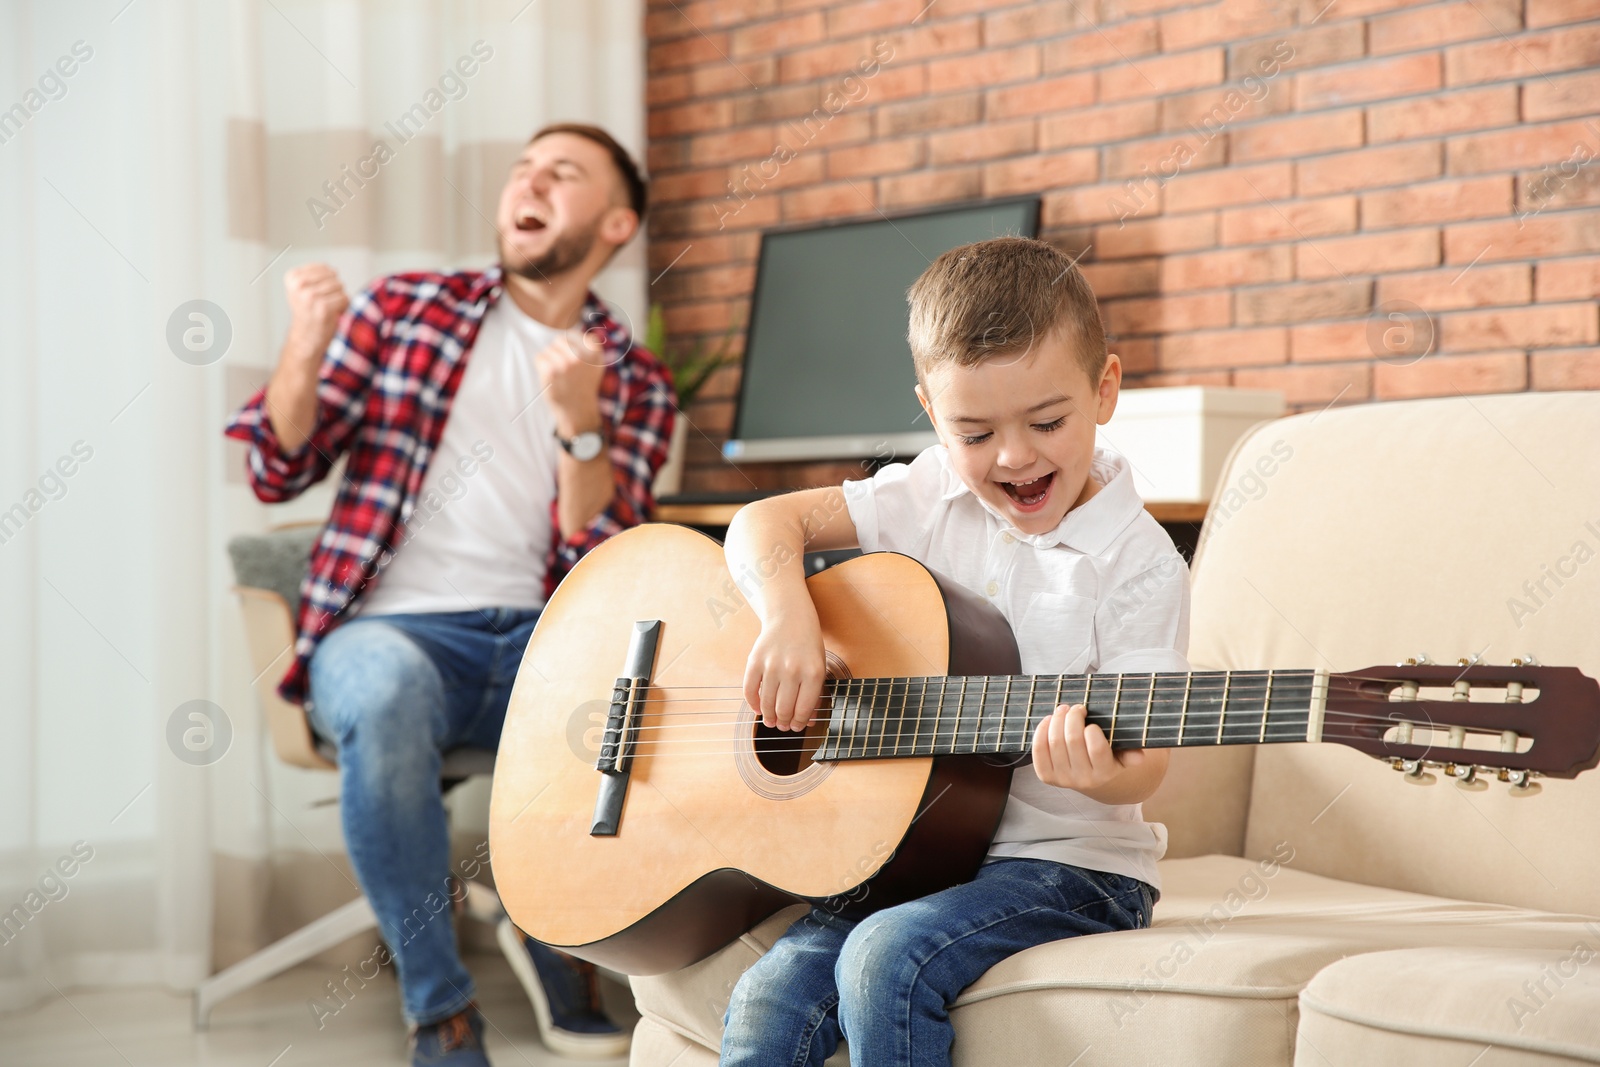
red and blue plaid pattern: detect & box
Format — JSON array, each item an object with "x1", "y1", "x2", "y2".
[{"x1": 225, "y1": 267, "x2": 676, "y2": 705}]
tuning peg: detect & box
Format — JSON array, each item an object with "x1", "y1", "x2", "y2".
[
  {"x1": 1449, "y1": 764, "x2": 1488, "y2": 791},
  {"x1": 1452, "y1": 659, "x2": 1474, "y2": 704},
  {"x1": 1457, "y1": 653, "x2": 1483, "y2": 667},
  {"x1": 1393, "y1": 655, "x2": 1424, "y2": 703},
  {"x1": 1501, "y1": 768, "x2": 1542, "y2": 796},
  {"x1": 1400, "y1": 758, "x2": 1436, "y2": 785},
  {"x1": 1506, "y1": 657, "x2": 1536, "y2": 704}
]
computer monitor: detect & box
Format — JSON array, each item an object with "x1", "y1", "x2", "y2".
[{"x1": 722, "y1": 196, "x2": 1041, "y2": 464}]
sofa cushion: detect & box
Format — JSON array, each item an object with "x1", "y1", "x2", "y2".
[
  {"x1": 631, "y1": 855, "x2": 1600, "y2": 1067},
  {"x1": 1295, "y1": 947, "x2": 1600, "y2": 1066},
  {"x1": 631, "y1": 1017, "x2": 721, "y2": 1067},
  {"x1": 630, "y1": 902, "x2": 851, "y2": 1065}
]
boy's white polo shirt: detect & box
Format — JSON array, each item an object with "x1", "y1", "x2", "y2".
[{"x1": 841, "y1": 444, "x2": 1190, "y2": 890}]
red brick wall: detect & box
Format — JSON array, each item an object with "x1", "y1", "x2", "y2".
[{"x1": 644, "y1": 0, "x2": 1600, "y2": 492}]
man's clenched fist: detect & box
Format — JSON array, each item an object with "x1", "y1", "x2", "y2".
[
  {"x1": 282, "y1": 264, "x2": 349, "y2": 368},
  {"x1": 536, "y1": 326, "x2": 609, "y2": 438}
]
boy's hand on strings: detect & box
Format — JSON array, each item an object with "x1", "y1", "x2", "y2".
[
  {"x1": 1032, "y1": 703, "x2": 1153, "y2": 794},
  {"x1": 743, "y1": 607, "x2": 828, "y2": 732}
]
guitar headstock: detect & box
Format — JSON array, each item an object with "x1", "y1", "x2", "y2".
[{"x1": 1325, "y1": 656, "x2": 1600, "y2": 794}]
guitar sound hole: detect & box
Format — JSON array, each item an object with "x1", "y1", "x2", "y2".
[{"x1": 752, "y1": 701, "x2": 831, "y2": 778}]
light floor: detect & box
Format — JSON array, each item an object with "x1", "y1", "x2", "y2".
[{"x1": 0, "y1": 949, "x2": 638, "y2": 1067}]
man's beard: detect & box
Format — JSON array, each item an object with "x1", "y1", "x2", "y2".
[{"x1": 500, "y1": 216, "x2": 601, "y2": 282}]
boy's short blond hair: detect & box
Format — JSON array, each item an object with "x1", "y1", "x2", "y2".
[{"x1": 906, "y1": 236, "x2": 1107, "y2": 384}]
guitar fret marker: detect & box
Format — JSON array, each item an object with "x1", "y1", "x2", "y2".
[
  {"x1": 890, "y1": 676, "x2": 903, "y2": 756},
  {"x1": 1260, "y1": 669, "x2": 1273, "y2": 743},
  {"x1": 1111, "y1": 673, "x2": 1122, "y2": 745},
  {"x1": 899, "y1": 676, "x2": 916, "y2": 757},
  {"x1": 876, "y1": 681, "x2": 889, "y2": 755},
  {"x1": 1017, "y1": 676, "x2": 1033, "y2": 753},
  {"x1": 976, "y1": 675, "x2": 990, "y2": 754},
  {"x1": 884, "y1": 677, "x2": 893, "y2": 756},
  {"x1": 1217, "y1": 672, "x2": 1230, "y2": 744},
  {"x1": 1178, "y1": 673, "x2": 1192, "y2": 746},
  {"x1": 1000, "y1": 676, "x2": 1014, "y2": 753},
  {"x1": 933, "y1": 678, "x2": 946, "y2": 758},
  {"x1": 866, "y1": 677, "x2": 877, "y2": 758},
  {"x1": 877, "y1": 677, "x2": 888, "y2": 757},
  {"x1": 1052, "y1": 675, "x2": 1065, "y2": 744},
  {"x1": 1142, "y1": 674, "x2": 1155, "y2": 747},
  {"x1": 864, "y1": 677, "x2": 876, "y2": 757}
]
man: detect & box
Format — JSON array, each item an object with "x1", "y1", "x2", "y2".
[{"x1": 225, "y1": 124, "x2": 674, "y2": 1066}]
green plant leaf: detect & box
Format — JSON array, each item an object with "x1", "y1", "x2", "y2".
[{"x1": 646, "y1": 302, "x2": 740, "y2": 408}]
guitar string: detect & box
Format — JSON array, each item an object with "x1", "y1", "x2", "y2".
[
  {"x1": 638, "y1": 668, "x2": 1522, "y2": 687},
  {"x1": 607, "y1": 689, "x2": 1499, "y2": 725},
  {"x1": 589, "y1": 722, "x2": 1469, "y2": 747},
  {"x1": 585, "y1": 710, "x2": 1497, "y2": 735},
  {"x1": 569, "y1": 678, "x2": 1532, "y2": 752},
  {"x1": 587, "y1": 713, "x2": 1524, "y2": 751},
  {"x1": 578, "y1": 692, "x2": 1523, "y2": 735},
  {"x1": 612, "y1": 671, "x2": 1525, "y2": 695},
  {"x1": 628, "y1": 673, "x2": 1487, "y2": 689},
  {"x1": 584, "y1": 707, "x2": 1530, "y2": 754},
  {"x1": 580, "y1": 728, "x2": 1532, "y2": 760},
  {"x1": 594, "y1": 710, "x2": 1513, "y2": 739},
  {"x1": 617, "y1": 688, "x2": 1458, "y2": 713},
  {"x1": 585, "y1": 729, "x2": 1523, "y2": 755},
  {"x1": 616, "y1": 685, "x2": 1497, "y2": 709}
]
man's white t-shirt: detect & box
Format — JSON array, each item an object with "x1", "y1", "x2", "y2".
[
  {"x1": 841, "y1": 444, "x2": 1190, "y2": 890},
  {"x1": 358, "y1": 297, "x2": 564, "y2": 616}
]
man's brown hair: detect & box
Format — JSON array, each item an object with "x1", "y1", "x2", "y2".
[
  {"x1": 906, "y1": 236, "x2": 1106, "y2": 384},
  {"x1": 529, "y1": 122, "x2": 648, "y2": 221}
]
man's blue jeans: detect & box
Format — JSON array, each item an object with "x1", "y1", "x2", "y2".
[
  {"x1": 306, "y1": 607, "x2": 541, "y2": 1027},
  {"x1": 720, "y1": 858, "x2": 1155, "y2": 1067}
]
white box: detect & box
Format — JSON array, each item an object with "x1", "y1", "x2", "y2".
[{"x1": 1097, "y1": 387, "x2": 1285, "y2": 503}]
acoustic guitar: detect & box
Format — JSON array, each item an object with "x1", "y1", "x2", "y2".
[{"x1": 487, "y1": 524, "x2": 1600, "y2": 976}]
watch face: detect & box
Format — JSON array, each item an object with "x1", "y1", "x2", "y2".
[{"x1": 570, "y1": 431, "x2": 604, "y2": 461}]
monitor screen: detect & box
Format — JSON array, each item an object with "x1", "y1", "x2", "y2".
[{"x1": 724, "y1": 197, "x2": 1041, "y2": 464}]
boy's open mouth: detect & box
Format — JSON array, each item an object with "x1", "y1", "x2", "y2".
[{"x1": 999, "y1": 472, "x2": 1054, "y2": 509}]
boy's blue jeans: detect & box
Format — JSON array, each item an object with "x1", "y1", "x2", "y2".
[
  {"x1": 306, "y1": 607, "x2": 542, "y2": 1027},
  {"x1": 720, "y1": 858, "x2": 1155, "y2": 1067}
]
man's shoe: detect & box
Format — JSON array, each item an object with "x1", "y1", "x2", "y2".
[
  {"x1": 496, "y1": 918, "x2": 630, "y2": 1060},
  {"x1": 410, "y1": 1005, "x2": 491, "y2": 1067}
]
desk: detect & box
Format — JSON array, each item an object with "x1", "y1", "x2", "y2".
[{"x1": 656, "y1": 501, "x2": 1209, "y2": 527}]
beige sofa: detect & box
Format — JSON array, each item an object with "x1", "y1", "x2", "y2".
[{"x1": 627, "y1": 390, "x2": 1600, "y2": 1066}]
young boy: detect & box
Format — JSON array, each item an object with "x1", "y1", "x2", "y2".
[{"x1": 718, "y1": 236, "x2": 1191, "y2": 1067}]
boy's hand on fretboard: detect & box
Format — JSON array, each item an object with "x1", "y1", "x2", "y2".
[{"x1": 1032, "y1": 704, "x2": 1168, "y2": 805}]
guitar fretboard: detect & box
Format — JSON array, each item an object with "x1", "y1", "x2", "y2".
[{"x1": 811, "y1": 670, "x2": 1328, "y2": 761}]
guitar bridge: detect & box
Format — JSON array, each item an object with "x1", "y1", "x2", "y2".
[
  {"x1": 589, "y1": 620, "x2": 661, "y2": 837},
  {"x1": 597, "y1": 677, "x2": 642, "y2": 775}
]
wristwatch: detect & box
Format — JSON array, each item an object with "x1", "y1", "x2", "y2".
[{"x1": 556, "y1": 428, "x2": 605, "y2": 462}]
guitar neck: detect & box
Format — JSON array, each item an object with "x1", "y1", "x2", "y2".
[{"x1": 813, "y1": 669, "x2": 1331, "y2": 761}]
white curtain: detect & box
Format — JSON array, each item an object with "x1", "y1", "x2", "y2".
[{"x1": 0, "y1": 0, "x2": 644, "y2": 1011}]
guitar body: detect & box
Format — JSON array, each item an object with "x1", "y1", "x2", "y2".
[{"x1": 488, "y1": 524, "x2": 1021, "y2": 975}]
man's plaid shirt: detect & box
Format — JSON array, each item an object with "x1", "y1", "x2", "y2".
[{"x1": 225, "y1": 267, "x2": 676, "y2": 706}]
